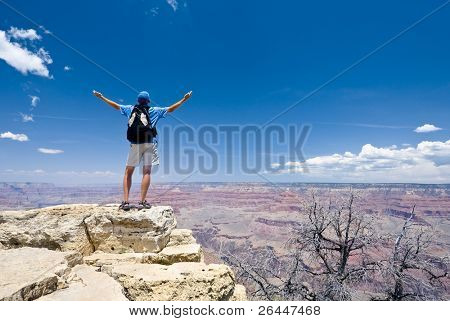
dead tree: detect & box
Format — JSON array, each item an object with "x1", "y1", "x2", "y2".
[
  {"x1": 223, "y1": 245, "x2": 316, "y2": 300},
  {"x1": 224, "y1": 193, "x2": 448, "y2": 301},
  {"x1": 287, "y1": 192, "x2": 380, "y2": 300},
  {"x1": 382, "y1": 207, "x2": 449, "y2": 300},
  {"x1": 225, "y1": 191, "x2": 379, "y2": 300}
]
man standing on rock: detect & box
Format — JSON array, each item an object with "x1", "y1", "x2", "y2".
[{"x1": 93, "y1": 90, "x2": 192, "y2": 211}]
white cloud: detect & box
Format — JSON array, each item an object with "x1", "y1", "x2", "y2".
[
  {"x1": 29, "y1": 95, "x2": 40, "y2": 107},
  {"x1": 1, "y1": 169, "x2": 118, "y2": 184},
  {"x1": 2, "y1": 169, "x2": 116, "y2": 177},
  {"x1": 63, "y1": 65, "x2": 71, "y2": 71},
  {"x1": 269, "y1": 140, "x2": 450, "y2": 183},
  {"x1": 38, "y1": 148, "x2": 64, "y2": 154},
  {"x1": 8, "y1": 27, "x2": 41, "y2": 41},
  {"x1": 36, "y1": 48, "x2": 52, "y2": 64},
  {"x1": 0, "y1": 131, "x2": 29, "y2": 142},
  {"x1": 3, "y1": 169, "x2": 45, "y2": 174},
  {"x1": 20, "y1": 113, "x2": 34, "y2": 122},
  {"x1": 414, "y1": 124, "x2": 442, "y2": 133},
  {"x1": 55, "y1": 170, "x2": 117, "y2": 177},
  {"x1": 0, "y1": 29, "x2": 52, "y2": 78},
  {"x1": 166, "y1": 0, "x2": 178, "y2": 11}
]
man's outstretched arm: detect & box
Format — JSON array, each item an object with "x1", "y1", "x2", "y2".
[
  {"x1": 92, "y1": 90, "x2": 120, "y2": 110},
  {"x1": 167, "y1": 91, "x2": 192, "y2": 113}
]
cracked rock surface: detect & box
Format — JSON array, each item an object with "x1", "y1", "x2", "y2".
[
  {"x1": 0, "y1": 204, "x2": 176, "y2": 255},
  {"x1": 0, "y1": 205, "x2": 247, "y2": 301},
  {"x1": 38, "y1": 265, "x2": 127, "y2": 301},
  {"x1": 0, "y1": 247, "x2": 82, "y2": 301},
  {"x1": 104, "y1": 262, "x2": 236, "y2": 301}
]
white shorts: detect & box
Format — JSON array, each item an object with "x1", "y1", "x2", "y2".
[{"x1": 126, "y1": 143, "x2": 159, "y2": 167}]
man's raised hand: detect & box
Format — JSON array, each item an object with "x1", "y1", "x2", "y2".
[
  {"x1": 93, "y1": 90, "x2": 103, "y2": 98},
  {"x1": 93, "y1": 90, "x2": 120, "y2": 110},
  {"x1": 167, "y1": 91, "x2": 193, "y2": 112},
  {"x1": 184, "y1": 91, "x2": 193, "y2": 101}
]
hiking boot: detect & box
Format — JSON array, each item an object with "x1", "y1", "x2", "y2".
[
  {"x1": 138, "y1": 200, "x2": 152, "y2": 210},
  {"x1": 119, "y1": 201, "x2": 131, "y2": 211}
]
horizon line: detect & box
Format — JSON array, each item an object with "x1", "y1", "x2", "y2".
[{"x1": 1, "y1": 181, "x2": 449, "y2": 186}]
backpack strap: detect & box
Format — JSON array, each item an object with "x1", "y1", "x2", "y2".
[
  {"x1": 133, "y1": 104, "x2": 152, "y2": 128},
  {"x1": 130, "y1": 104, "x2": 157, "y2": 138}
]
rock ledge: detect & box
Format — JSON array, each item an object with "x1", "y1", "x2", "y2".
[{"x1": 0, "y1": 204, "x2": 246, "y2": 301}]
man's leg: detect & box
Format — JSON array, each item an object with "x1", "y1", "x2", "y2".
[
  {"x1": 140, "y1": 165, "x2": 151, "y2": 202},
  {"x1": 123, "y1": 166, "x2": 135, "y2": 202}
]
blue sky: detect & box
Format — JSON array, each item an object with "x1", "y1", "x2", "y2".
[{"x1": 0, "y1": 0, "x2": 449, "y2": 184}]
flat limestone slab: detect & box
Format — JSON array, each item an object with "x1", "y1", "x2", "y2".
[
  {"x1": 0, "y1": 204, "x2": 96, "y2": 255},
  {"x1": 84, "y1": 252, "x2": 145, "y2": 267},
  {"x1": 145, "y1": 244, "x2": 203, "y2": 265},
  {"x1": 0, "y1": 247, "x2": 82, "y2": 301},
  {"x1": 105, "y1": 262, "x2": 236, "y2": 301},
  {"x1": 38, "y1": 265, "x2": 127, "y2": 301},
  {"x1": 85, "y1": 244, "x2": 202, "y2": 267}
]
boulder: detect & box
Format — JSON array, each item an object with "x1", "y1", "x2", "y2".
[
  {"x1": 230, "y1": 284, "x2": 248, "y2": 301},
  {"x1": 0, "y1": 204, "x2": 176, "y2": 255},
  {"x1": 0, "y1": 247, "x2": 82, "y2": 301},
  {"x1": 167, "y1": 229, "x2": 197, "y2": 247},
  {"x1": 38, "y1": 265, "x2": 127, "y2": 301},
  {"x1": 105, "y1": 262, "x2": 236, "y2": 301},
  {"x1": 84, "y1": 206, "x2": 176, "y2": 254}
]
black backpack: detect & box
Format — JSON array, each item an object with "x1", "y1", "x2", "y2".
[{"x1": 126, "y1": 104, "x2": 158, "y2": 143}]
